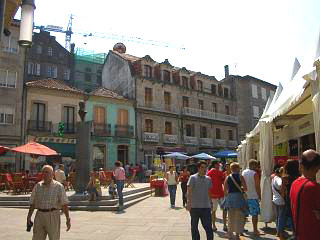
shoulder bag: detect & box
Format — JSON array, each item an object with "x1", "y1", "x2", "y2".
[{"x1": 230, "y1": 175, "x2": 248, "y2": 200}]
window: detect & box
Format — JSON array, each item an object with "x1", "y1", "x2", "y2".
[
  {"x1": 145, "y1": 119, "x2": 153, "y2": 132},
  {"x1": 64, "y1": 69, "x2": 70, "y2": 81},
  {"x1": 251, "y1": 84, "x2": 258, "y2": 98},
  {"x1": 32, "y1": 103, "x2": 45, "y2": 127},
  {"x1": 85, "y1": 67, "x2": 92, "y2": 82},
  {"x1": 93, "y1": 145, "x2": 106, "y2": 170},
  {"x1": 261, "y1": 87, "x2": 267, "y2": 100},
  {"x1": 225, "y1": 105, "x2": 230, "y2": 115},
  {"x1": 94, "y1": 106, "x2": 105, "y2": 124},
  {"x1": 253, "y1": 106, "x2": 259, "y2": 118},
  {"x1": 182, "y1": 96, "x2": 189, "y2": 108},
  {"x1": 27, "y1": 63, "x2": 41, "y2": 76},
  {"x1": 185, "y1": 124, "x2": 194, "y2": 136},
  {"x1": 2, "y1": 35, "x2": 18, "y2": 53},
  {"x1": 145, "y1": 88, "x2": 152, "y2": 106},
  {"x1": 47, "y1": 65, "x2": 57, "y2": 78},
  {"x1": 164, "y1": 92, "x2": 171, "y2": 111},
  {"x1": 228, "y1": 130, "x2": 233, "y2": 140},
  {"x1": 182, "y1": 76, "x2": 188, "y2": 88},
  {"x1": 47, "y1": 47, "x2": 53, "y2": 56},
  {"x1": 216, "y1": 128, "x2": 221, "y2": 139},
  {"x1": 200, "y1": 126, "x2": 207, "y2": 138},
  {"x1": 143, "y1": 65, "x2": 152, "y2": 78},
  {"x1": 270, "y1": 90, "x2": 275, "y2": 100},
  {"x1": 0, "y1": 105, "x2": 14, "y2": 124},
  {"x1": 218, "y1": 84, "x2": 223, "y2": 96},
  {"x1": 212, "y1": 102, "x2": 217, "y2": 112},
  {"x1": 224, "y1": 88, "x2": 229, "y2": 98},
  {"x1": 163, "y1": 70, "x2": 170, "y2": 83},
  {"x1": 211, "y1": 84, "x2": 216, "y2": 95},
  {"x1": 36, "y1": 45, "x2": 42, "y2": 54},
  {"x1": 117, "y1": 109, "x2": 129, "y2": 125},
  {"x1": 96, "y1": 69, "x2": 102, "y2": 84},
  {"x1": 165, "y1": 121, "x2": 172, "y2": 134},
  {"x1": 0, "y1": 70, "x2": 17, "y2": 88},
  {"x1": 63, "y1": 106, "x2": 75, "y2": 131},
  {"x1": 198, "y1": 99, "x2": 204, "y2": 110},
  {"x1": 197, "y1": 80, "x2": 203, "y2": 92}
]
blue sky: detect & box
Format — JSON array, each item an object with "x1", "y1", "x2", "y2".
[{"x1": 24, "y1": 0, "x2": 320, "y2": 85}]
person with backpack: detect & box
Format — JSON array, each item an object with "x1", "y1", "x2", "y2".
[{"x1": 165, "y1": 165, "x2": 179, "y2": 208}]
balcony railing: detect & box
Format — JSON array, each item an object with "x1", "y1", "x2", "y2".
[
  {"x1": 92, "y1": 123, "x2": 111, "y2": 136},
  {"x1": 163, "y1": 134, "x2": 178, "y2": 144},
  {"x1": 215, "y1": 139, "x2": 227, "y2": 147},
  {"x1": 137, "y1": 102, "x2": 179, "y2": 114},
  {"x1": 28, "y1": 120, "x2": 52, "y2": 132},
  {"x1": 143, "y1": 132, "x2": 160, "y2": 142},
  {"x1": 115, "y1": 124, "x2": 134, "y2": 137},
  {"x1": 63, "y1": 123, "x2": 76, "y2": 134},
  {"x1": 199, "y1": 138, "x2": 213, "y2": 146},
  {"x1": 184, "y1": 136, "x2": 198, "y2": 145},
  {"x1": 228, "y1": 140, "x2": 238, "y2": 147},
  {"x1": 182, "y1": 107, "x2": 238, "y2": 123}
]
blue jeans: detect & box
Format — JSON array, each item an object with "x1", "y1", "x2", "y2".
[
  {"x1": 168, "y1": 185, "x2": 177, "y2": 206},
  {"x1": 116, "y1": 180, "x2": 124, "y2": 206},
  {"x1": 190, "y1": 208, "x2": 214, "y2": 240},
  {"x1": 274, "y1": 203, "x2": 286, "y2": 233}
]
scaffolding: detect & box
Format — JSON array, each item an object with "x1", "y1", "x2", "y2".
[{"x1": 74, "y1": 48, "x2": 107, "y2": 64}]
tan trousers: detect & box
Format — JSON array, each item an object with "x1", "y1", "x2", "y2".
[
  {"x1": 33, "y1": 210, "x2": 60, "y2": 240},
  {"x1": 228, "y1": 208, "x2": 245, "y2": 234}
]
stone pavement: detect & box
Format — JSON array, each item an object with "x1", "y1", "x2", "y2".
[{"x1": 0, "y1": 186, "x2": 281, "y2": 240}]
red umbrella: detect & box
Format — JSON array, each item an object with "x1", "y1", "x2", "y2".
[
  {"x1": 11, "y1": 141, "x2": 58, "y2": 156},
  {"x1": 0, "y1": 145, "x2": 10, "y2": 155}
]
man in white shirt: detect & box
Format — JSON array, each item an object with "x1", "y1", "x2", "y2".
[
  {"x1": 55, "y1": 164, "x2": 66, "y2": 186},
  {"x1": 242, "y1": 159, "x2": 262, "y2": 236}
]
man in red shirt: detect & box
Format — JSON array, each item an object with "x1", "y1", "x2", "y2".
[
  {"x1": 290, "y1": 149, "x2": 320, "y2": 240},
  {"x1": 207, "y1": 160, "x2": 227, "y2": 232}
]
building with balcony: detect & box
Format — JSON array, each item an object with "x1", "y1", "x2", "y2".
[
  {"x1": 85, "y1": 87, "x2": 136, "y2": 169},
  {"x1": 102, "y1": 43, "x2": 238, "y2": 166},
  {"x1": 221, "y1": 68, "x2": 277, "y2": 141},
  {"x1": 25, "y1": 79, "x2": 84, "y2": 169},
  {"x1": 0, "y1": 19, "x2": 25, "y2": 171}
]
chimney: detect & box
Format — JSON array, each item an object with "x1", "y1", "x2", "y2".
[{"x1": 224, "y1": 65, "x2": 229, "y2": 78}]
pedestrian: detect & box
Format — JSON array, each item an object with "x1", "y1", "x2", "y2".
[
  {"x1": 124, "y1": 162, "x2": 130, "y2": 178},
  {"x1": 26, "y1": 165, "x2": 71, "y2": 240},
  {"x1": 165, "y1": 165, "x2": 179, "y2": 208},
  {"x1": 186, "y1": 160, "x2": 213, "y2": 240},
  {"x1": 272, "y1": 166, "x2": 287, "y2": 240},
  {"x1": 108, "y1": 175, "x2": 117, "y2": 199},
  {"x1": 55, "y1": 164, "x2": 67, "y2": 189},
  {"x1": 114, "y1": 161, "x2": 126, "y2": 210},
  {"x1": 179, "y1": 166, "x2": 190, "y2": 207},
  {"x1": 86, "y1": 171, "x2": 101, "y2": 201},
  {"x1": 187, "y1": 158, "x2": 198, "y2": 175},
  {"x1": 290, "y1": 149, "x2": 320, "y2": 240},
  {"x1": 242, "y1": 159, "x2": 262, "y2": 236},
  {"x1": 224, "y1": 162, "x2": 247, "y2": 240},
  {"x1": 207, "y1": 159, "x2": 228, "y2": 232}
]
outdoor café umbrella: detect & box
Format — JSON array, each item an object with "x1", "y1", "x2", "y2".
[
  {"x1": 191, "y1": 153, "x2": 216, "y2": 160},
  {"x1": 214, "y1": 150, "x2": 238, "y2": 158},
  {"x1": 11, "y1": 141, "x2": 58, "y2": 156},
  {"x1": 163, "y1": 152, "x2": 189, "y2": 160}
]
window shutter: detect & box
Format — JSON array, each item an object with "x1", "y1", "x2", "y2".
[{"x1": 36, "y1": 64, "x2": 41, "y2": 76}]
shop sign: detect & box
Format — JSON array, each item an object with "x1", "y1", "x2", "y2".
[{"x1": 35, "y1": 137, "x2": 76, "y2": 144}]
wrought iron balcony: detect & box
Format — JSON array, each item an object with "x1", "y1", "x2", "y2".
[
  {"x1": 115, "y1": 124, "x2": 134, "y2": 137},
  {"x1": 143, "y1": 132, "x2": 160, "y2": 142},
  {"x1": 92, "y1": 123, "x2": 111, "y2": 136},
  {"x1": 182, "y1": 107, "x2": 238, "y2": 123},
  {"x1": 215, "y1": 139, "x2": 227, "y2": 147},
  {"x1": 27, "y1": 120, "x2": 52, "y2": 132},
  {"x1": 63, "y1": 123, "x2": 76, "y2": 134},
  {"x1": 184, "y1": 136, "x2": 198, "y2": 145},
  {"x1": 163, "y1": 134, "x2": 178, "y2": 144},
  {"x1": 199, "y1": 138, "x2": 213, "y2": 146}
]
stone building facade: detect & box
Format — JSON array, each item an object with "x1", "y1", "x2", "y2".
[
  {"x1": 0, "y1": 20, "x2": 24, "y2": 171},
  {"x1": 102, "y1": 44, "x2": 238, "y2": 166},
  {"x1": 222, "y1": 72, "x2": 277, "y2": 141}
]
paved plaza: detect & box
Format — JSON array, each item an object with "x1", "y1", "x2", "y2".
[{"x1": 0, "y1": 188, "x2": 281, "y2": 240}]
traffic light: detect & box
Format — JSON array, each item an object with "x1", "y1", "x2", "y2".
[{"x1": 58, "y1": 122, "x2": 64, "y2": 137}]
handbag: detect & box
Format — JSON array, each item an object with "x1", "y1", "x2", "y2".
[{"x1": 229, "y1": 175, "x2": 248, "y2": 200}]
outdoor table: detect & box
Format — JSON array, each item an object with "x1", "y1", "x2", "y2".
[{"x1": 150, "y1": 178, "x2": 168, "y2": 196}]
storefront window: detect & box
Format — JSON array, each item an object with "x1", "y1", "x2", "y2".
[{"x1": 92, "y1": 145, "x2": 105, "y2": 170}]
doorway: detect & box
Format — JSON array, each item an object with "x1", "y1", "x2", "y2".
[{"x1": 117, "y1": 145, "x2": 129, "y2": 166}]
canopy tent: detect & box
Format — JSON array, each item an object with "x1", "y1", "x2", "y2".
[
  {"x1": 163, "y1": 152, "x2": 189, "y2": 160},
  {"x1": 214, "y1": 150, "x2": 238, "y2": 158},
  {"x1": 191, "y1": 153, "x2": 216, "y2": 160}
]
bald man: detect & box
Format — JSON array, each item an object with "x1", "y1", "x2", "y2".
[
  {"x1": 27, "y1": 165, "x2": 71, "y2": 240},
  {"x1": 290, "y1": 149, "x2": 320, "y2": 240}
]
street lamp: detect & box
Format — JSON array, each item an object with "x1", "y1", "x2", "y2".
[{"x1": 18, "y1": 0, "x2": 36, "y2": 47}]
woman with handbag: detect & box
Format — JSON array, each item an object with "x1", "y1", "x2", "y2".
[{"x1": 223, "y1": 162, "x2": 248, "y2": 240}]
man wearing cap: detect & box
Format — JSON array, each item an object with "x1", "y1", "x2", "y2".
[
  {"x1": 27, "y1": 165, "x2": 71, "y2": 240},
  {"x1": 290, "y1": 149, "x2": 320, "y2": 240}
]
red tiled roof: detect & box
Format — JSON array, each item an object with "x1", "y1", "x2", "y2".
[
  {"x1": 26, "y1": 79, "x2": 84, "y2": 94},
  {"x1": 90, "y1": 87, "x2": 125, "y2": 100},
  {"x1": 112, "y1": 51, "x2": 141, "y2": 62}
]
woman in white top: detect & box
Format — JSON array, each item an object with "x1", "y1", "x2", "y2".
[{"x1": 165, "y1": 166, "x2": 179, "y2": 208}]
